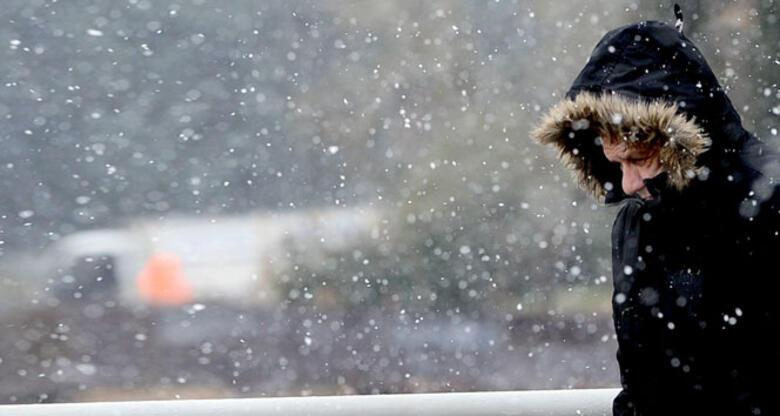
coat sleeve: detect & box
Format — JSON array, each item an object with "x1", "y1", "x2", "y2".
[
  {"x1": 610, "y1": 200, "x2": 664, "y2": 416},
  {"x1": 611, "y1": 309, "x2": 639, "y2": 416},
  {"x1": 611, "y1": 302, "x2": 664, "y2": 416}
]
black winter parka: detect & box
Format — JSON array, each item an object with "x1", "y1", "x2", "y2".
[{"x1": 532, "y1": 20, "x2": 780, "y2": 415}]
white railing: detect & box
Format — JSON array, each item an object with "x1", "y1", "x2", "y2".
[{"x1": 0, "y1": 388, "x2": 619, "y2": 415}]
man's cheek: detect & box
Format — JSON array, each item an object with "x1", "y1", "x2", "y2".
[{"x1": 640, "y1": 163, "x2": 663, "y2": 178}]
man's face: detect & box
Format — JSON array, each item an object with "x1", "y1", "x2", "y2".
[{"x1": 601, "y1": 135, "x2": 663, "y2": 200}]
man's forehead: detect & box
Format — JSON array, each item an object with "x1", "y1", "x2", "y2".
[{"x1": 602, "y1": 137, "x2": 656, "y2": 158}]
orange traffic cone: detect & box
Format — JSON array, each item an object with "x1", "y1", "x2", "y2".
[{"x1": 136, "y1": 253, "x2": 193, "y2": 306}]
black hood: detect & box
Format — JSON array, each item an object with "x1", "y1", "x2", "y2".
[
  {"x1": 567, "y1": 20, "x2": 741, "y2": 130},
  {"x1": 532, "y1": 20, "x2": 769, "y2": 204}
]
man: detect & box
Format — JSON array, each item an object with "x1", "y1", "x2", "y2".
[{"x1": 531, "y1": 15, "x2": 779, "y2": 416}]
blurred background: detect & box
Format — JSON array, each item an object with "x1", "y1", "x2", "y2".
[{"x1": 0, "y1": 0, "x2": 777, "y2": 404}]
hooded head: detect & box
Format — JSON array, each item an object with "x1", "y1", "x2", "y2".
[{"x1": 531, "y1": 19, "x2": 757, "y2": 204}]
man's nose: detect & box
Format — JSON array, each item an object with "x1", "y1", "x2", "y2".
[{"x1": 621, "y1": 165, "x2": 646, "y2": 196}]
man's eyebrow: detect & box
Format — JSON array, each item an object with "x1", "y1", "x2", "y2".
[{"x1": 627, "y1": 147, "x2": 655, "y2": 158}]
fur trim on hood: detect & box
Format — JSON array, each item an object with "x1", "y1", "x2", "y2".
[{"x1": 531, "y1": 91, "x2": 711, "y2": 202}]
